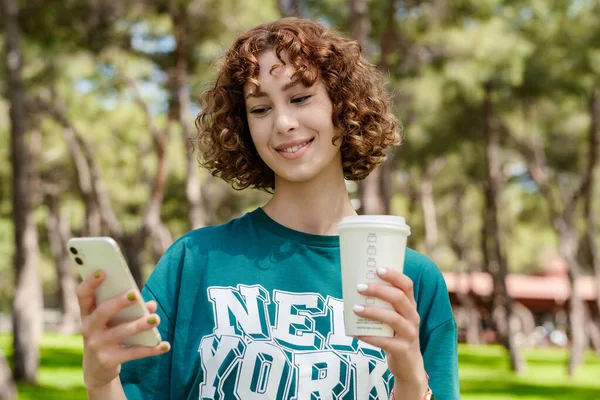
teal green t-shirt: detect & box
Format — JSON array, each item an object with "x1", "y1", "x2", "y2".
[{"x1": 120, "y1": 208, "x2": 459, "y2": 399}]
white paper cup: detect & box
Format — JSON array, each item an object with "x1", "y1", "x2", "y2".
[{"x1": 337, "y1": 215, "x2": 411, "y2": 337}]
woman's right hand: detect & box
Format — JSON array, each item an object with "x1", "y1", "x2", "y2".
[{"x1": 76, "y1": 270, "x2": 171, "y2": 391}]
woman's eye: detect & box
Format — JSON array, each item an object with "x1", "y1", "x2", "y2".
[
  {"x1": 291, "y1": 95, "x2": 312, "y2": 104},
  {"x1": 250, "y1": 107, "x2": 269, "y2": 114}
]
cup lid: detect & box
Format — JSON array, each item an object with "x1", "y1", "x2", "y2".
[{"x1": 337, "y1": 215, "x2": 411, "y2": 235}]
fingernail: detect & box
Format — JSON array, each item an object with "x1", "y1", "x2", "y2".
[
  {"x1": 354, "y1": 304, "x2": 365, "y2": 313},
  {"x1": 127, "y1": 292, "x2": 137, "y2": 301},
  {"x1": 94, "y1": 270, "x2": 101, "y2": 279},
  {"x1": 377, "y1": 267, "x2": 388, "y2": 276},
  {"x1": 356, "y1": 283, "x2": 368, "y2": 292},
  {"x1": 160, "y1": 343, "x2": 170, "y2": 352},
  {"x1": 147, "y1": 315, "x2": 157, "y2": 325}
]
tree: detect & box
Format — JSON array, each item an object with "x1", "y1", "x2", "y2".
[
  {"x1": 583, "y1": 88, "x2": 600, "y2": 354},
  {"x1": 445, "y1": 183, "x2": 482, "y2": 344},
  {"x1": 509, "y1": 99, "x2": 595, "y2": 374},
  {"x1": 1, "y1": 0, "x2": 44, "y2": 382},
  {"x1": 0, "y1": 349, "x2": 16, "y2": 400},
  {"x1": 405, "y1": 4, "x2": 532, "y2": 372},
  {"x1": 33, "y1": 92, "x2": 172, "y2": 287},
  {"x1": 347, "y1": 0, "x2": 397, "y2": 215},
  {"x1": 44, "y1": 182, "x2": 80, "y2": 335},
  {"x1": 168, "y1": 0, "x2": 209, "y2": 230},
  {"x1": 278, "y1": 0, "x2": 300, "y2": 17},
  {"x1": 482, "y1": 80, "x2": 525, "y2": 373},
  {"x1": 505, "y1": 0, "x2": 600, "y2": 374}
]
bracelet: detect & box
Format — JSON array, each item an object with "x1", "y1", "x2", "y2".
[{"x1": 390, "y1": 372, "x2": 433, "y2": 400}]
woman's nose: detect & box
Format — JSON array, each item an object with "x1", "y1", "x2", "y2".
[{"x1": 274, "y1": 109, "x2": 299, "y2": 134}]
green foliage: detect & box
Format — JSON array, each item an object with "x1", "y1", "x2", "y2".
[
  {"x1": 441, "y1": 17, "x2": 533, "y2": 89},
  {"x1": 383, "y1": 0, "x2": 600, "y2": 274}
]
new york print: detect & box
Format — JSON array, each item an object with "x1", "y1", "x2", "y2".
[{"x1": 199, "y1": 284, "x2": 394, "y2": 400}]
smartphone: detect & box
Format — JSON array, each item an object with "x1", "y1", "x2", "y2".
[{"x1": 67, "y1": 236, "x2": 162, "y2": 347}]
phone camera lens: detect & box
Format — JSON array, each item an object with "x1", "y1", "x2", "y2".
[
  {"x1": 75, "y1": 257, "x2": 83, "y2": 265},
  {"x1": 69, "y1": 247, "x2": 78, "y2": 255}
]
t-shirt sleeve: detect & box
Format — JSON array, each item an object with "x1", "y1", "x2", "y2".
[
  {"x1": 119, "y1": 239, "x2": 186, "y2": 399},
  {"x1": 120, "y1": 285, "x2": 174, "y2": 399},
  {"x1": 422, "y1": 319, "x2": 460, "y2": 399},
  {"x1": 413, "y1": 254, "x2": 460, "y2": 399}
]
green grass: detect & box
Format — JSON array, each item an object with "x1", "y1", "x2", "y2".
[
  {"x1": 1, "y1": 334, "x2": 86, "y2": 400},
  {"x1": 459, "y1": 344, "x2": 600, "y2": 399},
  {"x1": 2, "y1": 334, "x2": 600, "y2": 399}
]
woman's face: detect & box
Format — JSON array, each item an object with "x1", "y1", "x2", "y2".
[{"x1": 243, "y1": 50, "x2": 342, "y2": 187}]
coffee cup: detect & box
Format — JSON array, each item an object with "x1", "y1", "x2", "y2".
[{"x1": 337, "y1": 215, "x2": 411, "y2": 337}]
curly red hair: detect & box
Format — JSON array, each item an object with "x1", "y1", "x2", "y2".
[{"x1": 195, "y1": 17, "x2": 401, "y2": 192}]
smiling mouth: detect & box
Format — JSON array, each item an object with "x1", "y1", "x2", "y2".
[{"x1": 277, "y1": 138, "x2": 314, "y2": 153}]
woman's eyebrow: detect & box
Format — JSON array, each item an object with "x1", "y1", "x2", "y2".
[
  {"x1": 245, "y1": 81, "x2": 301, "y2": 100},
  {"x1": 280, "y1": 81, "x2": 300, "y2": 92}
]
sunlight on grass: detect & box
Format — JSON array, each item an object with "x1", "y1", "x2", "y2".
[
  {"x1": 1, "y1": 334, "x2": 85, "y2": 400},
  {"x1": 459, "y1": 344, "x2": 600, "y2": 400},
  {"x1": 1, "y1": 334, "x2": 600, "y2": 399}
]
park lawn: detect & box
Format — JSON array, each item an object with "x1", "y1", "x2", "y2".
[
  {"x1": 459, "y1": 344, "x2": 600, "y2": 399},
  {"x1": 1, "y1": 334, "x2": 600, "y2": 399},
  {"x1": 1, "y1": 334, "x2": 87, "y2": 400}
]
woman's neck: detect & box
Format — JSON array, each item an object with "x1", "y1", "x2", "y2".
[{"x1": 262, "y1": 165, "x2": 357, "y2": 236}]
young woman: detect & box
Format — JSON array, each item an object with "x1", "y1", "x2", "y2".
[{"x1": 78, "y1": 17, "x2": 459, "y2": 400}]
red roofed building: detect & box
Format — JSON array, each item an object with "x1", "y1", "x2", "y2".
[
  {"x1": 442, "y1": 259, "x2": 599, "y2": 345},
  {"x1": 443, "y1": 271, "x2": 598, "y2": 315}
]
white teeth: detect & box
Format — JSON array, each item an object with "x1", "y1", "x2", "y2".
[{"x1": 281, "y1": 140, "x2": 310, "y2": 153}]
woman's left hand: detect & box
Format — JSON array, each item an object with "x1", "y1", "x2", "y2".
[{"x1": 353, "y1": 267, "x2": 428, "y2": 399}]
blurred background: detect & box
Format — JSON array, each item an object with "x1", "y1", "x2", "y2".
[{"x1": 1, "y1": 0, "x2": 599, "y2": 399}]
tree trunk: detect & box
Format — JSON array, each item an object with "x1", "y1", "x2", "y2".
[
  {"x1": 34, "y1": 97, "x2": 118, "y2": 237},
  {"x1": 585, "y1": 87, "x2": 600, "y2": 356},
  {"x1": 12, "y1": 111, "x2": 44, "y2": 385},
  {"x1": 583, "y1": 88, "x2": 600, "y2": 329},
  {"x1": 379, "y1": 150, "x2": 393, "y2": 215},
  {"x1": 140, "y1": 116, "x2": 173, "y2": 262},
  {"x1": 61, "y1": 125, "x2": 102, "y2": 236},
  {"x1": 421, "y1": 168, "x2": 438, "y2": 255},
  {"x1": 171, "y1": 8, "x2": 208, "y2": 230},
  {"x1": 347, "y1": 0, "x2": 370, "y2": 58},
  {"x1": 588, "y1": 320, "x2": 600, "y2": 355},
  {"x1": 453, "y1": 262, "x2": 482, "y2": 345},
  {"x1": 562, "y1": 234, "x2": 588, "y2": 375},
  {"x1": 2, "y1": 0, "x2": 43, "y2": 383},
  {"x1": 121, "y1": 232, "x2": 145, "y2": 289},
  {"x1": 144, "y1": 210, "x2": 173, "y2": 266},
  {"x1": 347, "y1": 0, "x2": 387, "y2": 215},
  {"x1": 361, "y1": 169, "x2": 388, "y2": 214},
  {"x1": 372, "y1": 0, "x2": 400, "y2": 216},
  {"x1": 512, "y1": 302, "x2": 536, "y2": 337},
  {"x1": 555, "y1": 216, "x2": 590, "y2": 376},
  {"x1": 564, "y1": 86, "x2": 600, "y2": 369},
  {"x1": 183, "y1": 128, "x2": 207, "y2": 230},
  {"x1": 448, "y1": 189, "x2": 482, "y2": 344},
  {"x1": 421, "y1": 157, "x2": 446, "y2": 254},
  {"x1": 278, "y1": 0, "x2": 300, "y2": 17},
  {"x1": 45, "y1": 191, "x2": 81, "y2": 335},
  {"x1": 0, "y1": 349, "x2": 17, "y2": 400},
  {"x1": 483, "y1": 82, "x2": 525, "y2": 373}
]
